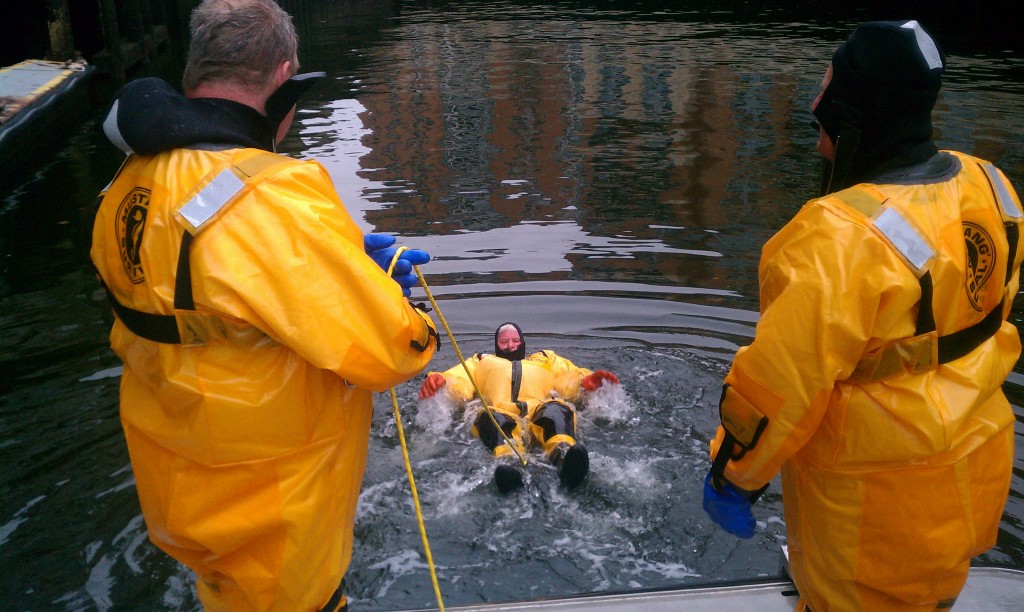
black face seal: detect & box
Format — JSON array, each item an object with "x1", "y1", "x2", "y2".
[
  {"x1": 813, "y1": 20, "x2": 944, "y2": 193},
  {"x1": 494, "y1": 321, "x2": 526, "y2": 361},
  {"x1": 266, "y1": 71, "x2": 326, "y2": 137}
]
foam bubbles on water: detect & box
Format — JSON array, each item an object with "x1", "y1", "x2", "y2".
[
  {"x1": 590, "y1": 454, "x2": 667, "y2": 501},
  {"x1": 581, "y1": 383, "x2": 634, "y2": 424},
  {"x1": 460, "y1": 399, "x2": 486, "y2": 429},
  {"x1": 620, "y1": 558, "x2": 701, "y2": 582},
  {"x1": 420, "y1": 467, "x2": 489, "y2": 517},
  {"x1": 366, "y1": 549, "x2": 428, "y2": 597},
  {"x1": 414, "y1": 393, "x2": 458, "y2": 435},
  {"x1": 356, "y1": 479, "x2": 405, "y2": 520}
]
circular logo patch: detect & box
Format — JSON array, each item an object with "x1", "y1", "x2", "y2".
[
  {"x1": 963, "y1": 222, "x2": 994, "y2": 312},
  {"x1": 116, "y1": 187, "x2": 150, "y2": 284}
]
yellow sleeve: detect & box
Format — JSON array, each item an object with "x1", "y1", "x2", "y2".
[
  {"x1": 714, "y1": 201, "x2": 917, "y2": 491},
  {"x1": 431, "y1": 355, "x2": 482, "y2": 403},
  {"x1": 194, "y1": 160, "x2": 437, "y2": 392},
  {"x1": 531, "y1": 351, "x2": 593, "y2": 401}
]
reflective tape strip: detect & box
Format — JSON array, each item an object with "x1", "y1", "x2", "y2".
[
  {"x1": 981, "y1": 162, "x2": 1023, "y2": 219},
  {"x1": 178, "y1": 169, "x2": 246, "y2": 229},
  {"x1": 874, "y1": 207, "x2": 934, "y2": 271},
  {"x1": 901, "y1": 21, "x2": 943, "y2": 70}
]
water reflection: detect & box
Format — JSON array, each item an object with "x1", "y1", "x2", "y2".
[
  {"x1": 2, "y1": 1, "x2": 1024, "y2": 610},
  {"x1": 286, "y1": 3, "x2": 1024, "y2": 609}
]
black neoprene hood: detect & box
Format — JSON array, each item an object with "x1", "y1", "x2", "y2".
[{"x1": 812, "y1": 20, "x2": 945, "y2": 188}]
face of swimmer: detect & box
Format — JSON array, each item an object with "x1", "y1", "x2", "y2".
[
  {"x1": 496, "y1": 326, "x2": 522, "y2": 353},
  {"x1": 495, "y1": 323, "x2": 526, "y2": 361}
]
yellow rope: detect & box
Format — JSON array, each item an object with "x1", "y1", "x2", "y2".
[
  {"x1": 389, "y1": 388, "x2": 444, "y2": 611},
  {"x1": 388, "y1": 247, "x2": 526, "y2": 464},
  {"x1": 380, "y1": 245, "x2": 528, "y2": 612},
  {"x1": 384, "y1": 248, "x2": 445, "y2": 611}
]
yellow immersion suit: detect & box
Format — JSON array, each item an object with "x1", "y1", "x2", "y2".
[
  {"x1": 90, "y1": 147, "x2": 437, "y2": 611},
  {"x1": 430, "y1": 350, "x2": 593, "y2": 457},
  {"x1": 711, "y1": 151, "x2": 1022, "y2": 610}
]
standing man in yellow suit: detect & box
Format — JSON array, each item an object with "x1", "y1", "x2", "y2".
[
  {"x1": 89, "y1": 1, "x2": 438, "y2": 610},
  {"x1": 702, "y1": 20, "x2": 1022, "y2": 611}
]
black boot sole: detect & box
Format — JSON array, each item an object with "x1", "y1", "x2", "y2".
[
  {"x1": 559, "y1": 444, "x2": 589, "y2": 489},
  {"x1": 494, "y1": 464, "x2": 524, "y2": 493}
]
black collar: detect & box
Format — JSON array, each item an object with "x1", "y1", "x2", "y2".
[{"x1": 105, "y1": 78, "x2": 276, "y2": 155}]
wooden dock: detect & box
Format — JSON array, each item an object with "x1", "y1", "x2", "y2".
[
  {"x1": 0, "y1": 59, "x2": 95, "y2": 193},
  {"x1": 0, "y1": 59, "x2": 93, "y2": 128},
  {"x1": 0, "y1": 1, "x2": 197, "y2": 192}
]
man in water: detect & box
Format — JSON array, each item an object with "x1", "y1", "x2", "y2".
[
  {"x1": 90, "y1": 1, "x2": 437, "y2": 609},
  {"x1": 702, "y1": 20, "x2": 1022, "y2": 610},
  {"x1": 419, "y1": 322, "x2": 619, "y2": 493}
]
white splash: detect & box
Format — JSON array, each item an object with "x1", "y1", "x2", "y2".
[
  {"x1": 581, "y1": 383, "x2": 634, "y2": 424},
  {"x1": 414, "y1": 393, "x2": 458, "y2": 435},
  {"x1": 367, "y1": 549, "x2": 427, "y2": 597},
  {"x1": 590, "y1": 454, "x2": 669, "y2": 502}
]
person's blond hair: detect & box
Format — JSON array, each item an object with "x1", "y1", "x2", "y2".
[{"x1": 182, "y1": 0, "x2": 298, "y2": 95}]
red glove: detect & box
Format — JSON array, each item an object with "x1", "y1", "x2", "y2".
[
  {"x1": 581, "y1": 370, "x2": 619, "y2": 391},
  {"x1": 419, "y1": 373, "x2": 447, "y2": 399}
]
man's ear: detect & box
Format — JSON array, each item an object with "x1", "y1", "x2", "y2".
[{"x1": 273, "y1": 60, "x2": 294, "y2": 90}]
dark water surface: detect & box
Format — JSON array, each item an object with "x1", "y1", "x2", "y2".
[{"x1": 2, "y1": 2, "x2": 1023, "y2": 609}]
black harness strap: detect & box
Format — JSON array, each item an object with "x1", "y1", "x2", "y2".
[
  {"x1": 937, "y1": 297, "x2": 1006, "y2": 363},
  {"x1": 916, "y1": 264, "x2": 1011, "y2": 366},
  {"x1": 911, "y1": 164, "x2": 1022, "y2": 364},
  {"x1": 100, "y1": 229, "x2": 194, "y2": 344},
  {"x1": 318, "y1": 580, "x2": 347, "y2": 612},
  {"x1": 1005, "y1": 222, "x2": 1020, "y2": 282},
  {"x1": 914, "y1": 245, "x2": 1019, "y2": 366},
  {"x1": 914, "y1": 271, "x2": 936, "y2": 337},
  {"x1": 93, "y1": 151, "x2": 294, "y2": 345},
  {"x1": 174, "y1": 230, "x2": 195, "y2": 310},
  {"x1": 104, "y1": 282, "x2": 181, "y2": 344},
  {"x1": 510, "y1": 360, "x2": 527, "y2": 416}
]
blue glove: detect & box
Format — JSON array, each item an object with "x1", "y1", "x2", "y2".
[
  {"x1": 702, "y1": 472, "x2": 755, "y2": 539},
  {"x1": 364, "y1": 233, "x2": 430, "y2": 297}
]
